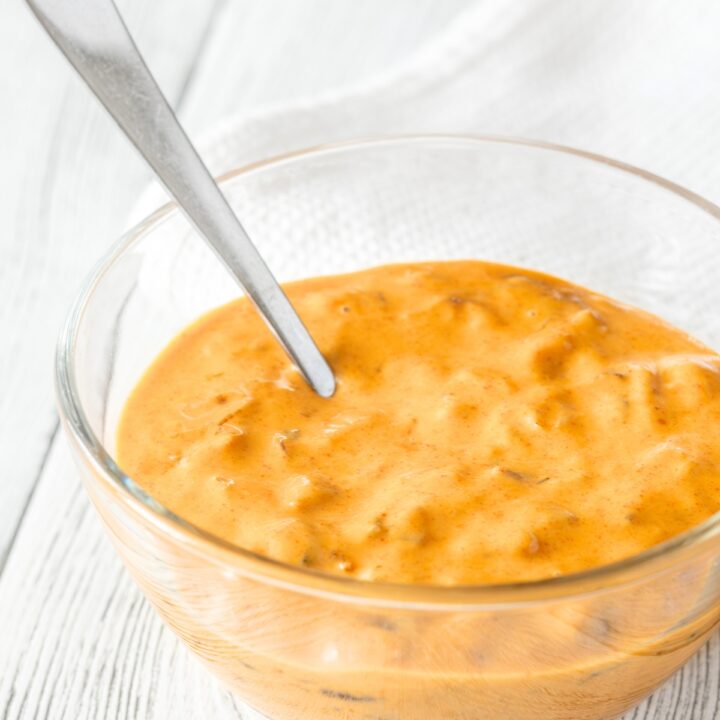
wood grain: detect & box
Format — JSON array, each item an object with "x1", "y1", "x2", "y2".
[{"x1": 2, "y1": 1, "x2": 719, "y2": 718}]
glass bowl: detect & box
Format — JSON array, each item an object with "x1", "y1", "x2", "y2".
[{"x1": 56, "y1": 136, "x2": 720, "y2": 720}]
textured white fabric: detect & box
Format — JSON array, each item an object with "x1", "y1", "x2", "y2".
[
  {"x1": 119, "y1": 10, "x2": 719, "y2": 717},
  {"x1": 133, "y1": 0, "x2": 720, "y2": 217}
]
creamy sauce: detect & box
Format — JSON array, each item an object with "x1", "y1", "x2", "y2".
[{"x1": 117, "y1": 261, "x2": 720, "y2": 584}]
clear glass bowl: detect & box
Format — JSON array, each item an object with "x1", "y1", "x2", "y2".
[{"x1": 57, "y1": 136, "x2": 720, "y2": 720}]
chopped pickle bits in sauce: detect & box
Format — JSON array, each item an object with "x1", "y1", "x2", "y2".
[{"x1": 117, "y1": 261, "x2": 720, "y2": 584}]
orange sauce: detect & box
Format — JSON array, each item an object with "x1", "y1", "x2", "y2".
[{"x1": 117, "y1": 261, "x2": 720, "y2": 584}]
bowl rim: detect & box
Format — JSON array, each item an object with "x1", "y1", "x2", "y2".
[{"x1": 56, "y1": 134, "x2": 720, "y2": 609}]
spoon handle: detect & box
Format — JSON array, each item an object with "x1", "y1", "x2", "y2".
[{"x1": 27, "y1": 0, "x2": 335, "y2": 398}]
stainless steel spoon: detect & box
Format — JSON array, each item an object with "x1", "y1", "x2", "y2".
[{"x1": 27, "y1": 0, "x2": 336, "y2": 398}]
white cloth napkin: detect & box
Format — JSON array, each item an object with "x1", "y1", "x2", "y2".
[
  {"x1": 133, "y1": 0, "x2": 720, "y2": 221},
  {"x1": 125, "y1": 8, "x2": 720, "y2": 717}
]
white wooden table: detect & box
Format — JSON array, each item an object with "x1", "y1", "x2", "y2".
[{"x1": 0, "y1": 2, "x2": 718, "y2": 718}]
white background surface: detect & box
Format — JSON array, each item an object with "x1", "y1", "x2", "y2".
[{"x1": 1, "y1": 1, "x2": 720, "y2": 718}]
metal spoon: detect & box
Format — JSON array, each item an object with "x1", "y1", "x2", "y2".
[{"x1": 27, "y1": 0, "x2": 336, "y2": 398}]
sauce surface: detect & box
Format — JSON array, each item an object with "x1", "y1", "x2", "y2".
[{"x1": 117, "y1": 261, "x2": 720, "y2": 584}]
